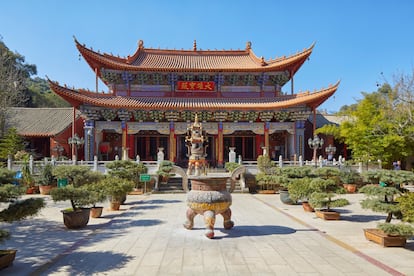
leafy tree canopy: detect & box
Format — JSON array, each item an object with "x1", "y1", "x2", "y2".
[{"x1": 318, "y1": 72, "x2": 414, "y2": 167}]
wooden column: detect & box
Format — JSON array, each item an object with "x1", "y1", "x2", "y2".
[
  {"x1": 121, "y1": 121, "x2": 127, "y2": 160},
  {"x1": 217, "y1": 122, "x2": 224, "y2": 167},
  {"x1": 169, "y1": 122, "x2": 176, "y2": 162},
  {"x1": 255, "y1": 134, "x2": 262, "y2": 158},
  {"x1": 264, "y1": 122, "x2": 270, "y2": 155}
]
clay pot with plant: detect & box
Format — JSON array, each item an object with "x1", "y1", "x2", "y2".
[
  {"x1": 287, "y1": 177, "x2": 315, "y2": 211},
  {"x1": 359, "y1": 184, "x2": 414, "y2": 247},
  {"x1": 50, "y1": 166, "x2": 103, "y2": 229},
  {"x1": 38, "y1": 163, "x2": 56, "y2": 195},
  {"x1": 106, "y1": 160, "x2": 147, "y2": 196},
  {"x1": 308, "y1": 177, "x2": 349, "y2": 220},
  {"x1": 100, "y1": 176, "x2": 134, "y2": 211},
  {"x1": 17, "y1": 153, "x2": 36, "y2": 193},
  {"x1": 339, "y1": 166, "x2": 361, "y2": 193}
]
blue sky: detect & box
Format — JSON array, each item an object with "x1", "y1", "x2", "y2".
[{"x1": 1, "y1": 0, "x2": 414, "y2": 113}]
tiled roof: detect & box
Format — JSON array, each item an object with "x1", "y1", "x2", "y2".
[
  {"x1": 75, "y1": 38, "x2": 313, "y2": 74},
  {"x1": 48, "y1": 80, "x2": 339, "y2": 111},
  {"x1": 309, "y1": 113, "x2": 348, "y2": 128},
  {"x1": 7, "y1": 107, "x2": 81, "y2": 137}
]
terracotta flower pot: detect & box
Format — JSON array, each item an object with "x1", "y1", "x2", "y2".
[
  {"x1": 302, "y1": 202, "x2": 315, "y2": 212},
  {"x1": 39, "y1": 185, "x2": 54, "y2": 195},
  {"x1": 90, "y1": 206, "x2": 103, "y2": 218},
  {"x1": 343, "y1": 183, "x2": 357, "y2": 193},
  {"x1": 0, "y1": 249, "x2": 17, "y2": 270},
  {"x1": 110, "y1": 201, "x2": 121, "y2": 211},
  {"x1": 61, "y1": 208, "x2": 91, "y2": 229}
]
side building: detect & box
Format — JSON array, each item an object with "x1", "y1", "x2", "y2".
[{"x1": 49, "y1": 38, "x2": 339, "y2": 167}]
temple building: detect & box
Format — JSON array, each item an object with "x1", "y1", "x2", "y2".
[{"x1": 48, "y1": 38, "x2": 339, "y2": 167}]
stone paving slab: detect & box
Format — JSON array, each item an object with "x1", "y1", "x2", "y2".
[{"x1": 0, "y1": 193, "x2": 412, "y2": 275}]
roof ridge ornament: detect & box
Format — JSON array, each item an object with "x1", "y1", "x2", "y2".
[
  {"x1": 261, "y1": 56, "x2": 267, "y2": 66},
  {"x1": 193, "y1": 40, "x2": 197, "y2": 51},
  {"x1": 246, "y1": 41, "x2": 252, "y2": 50},
  {"x1": 138, "y1": 40, "x2": 144, "y2": 49}
]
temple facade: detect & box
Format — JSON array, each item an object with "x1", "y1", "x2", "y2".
[{"x1": 49, "y1": 38, "x2": 339, "y2": 167}]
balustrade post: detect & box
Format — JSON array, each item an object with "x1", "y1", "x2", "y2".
[
  {"x1": 93, "y1": 155, "x2": 98, "y2": 172},
  {"x1": 7, "y1": 155, "x2": 12, "y2": 170},
  {"x1": 29, "y1": 155, "x2": 34, "y2": 174}
]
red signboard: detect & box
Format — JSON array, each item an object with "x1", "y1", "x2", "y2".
[{"x1": 176, "y1": 81, "x2": 215, "y2": 91}]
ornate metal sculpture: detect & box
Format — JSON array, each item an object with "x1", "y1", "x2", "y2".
[
  {"x1": 185, "y1": 114, "x2": 208, "y2": 176},
  {"x1": 184, "y1": 114, "x2": 234, "y2": 239}
]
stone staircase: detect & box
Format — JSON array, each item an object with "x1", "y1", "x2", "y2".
[{"x1": 153, "y1": 175, "x2": 245, "y2": 193}]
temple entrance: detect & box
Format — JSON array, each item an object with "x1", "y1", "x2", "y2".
[
  {"x1": 135, "y1": 131, "x2": 168, "y2": 161},
  {"x1": 269, "y1": 131, "x2": 289, "y2": 160},
  {"x1": 224, "y1": 131, "x2": 255, "y2": 162}
]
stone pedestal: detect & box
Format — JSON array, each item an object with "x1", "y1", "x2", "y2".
[{"x1": 184, "y1": 176, "x2": 233, "y2": 239}]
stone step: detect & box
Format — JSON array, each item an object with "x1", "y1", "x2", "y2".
[{"x1": 154, "y1": 176, "x2": 245, "y2": 193}]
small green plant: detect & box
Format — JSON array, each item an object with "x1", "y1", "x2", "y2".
[
  {"x1": 287, "y1": 177, "x2": 314, "y2": 203},
  {"x1": 255, "y1": 173, "x2": 288, "y2": 191},
  {"x1": 397, "y1": 192, "x2": 414, "y2": 223},
  {"x1": 280, "y1": 166, "x2": 314, "y2": 179},
  {"x1": 257, "y1": 155, "x2": 273, "y2": 174},
  {"x1": 106, "y1": 160, "x2": 147, "y2": 189},
  {"x1": 339, "y1": 167, "x2": 361, "y2": 184},
  {"x1": 21, "y1": 160, "x2": 34, "y2": 188},
  {"x1": 100, "y1": 176, "x2": 134, "y2": 203},
  {"x1": 224, "y1": 162, "x2": 240, "y2": 173},
  {"x1": 156, "y1": 160, "x2": 175, "y2": 178},
  {"x1": 38, "y1": 163, "x2": 56, "y2": 186}
]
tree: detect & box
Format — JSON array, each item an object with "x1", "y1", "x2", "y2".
[
  {"x1": 0, "y1": 38, "x2": 36, "y2": 134},
  {"x1": 28, "y1": 77, "x2": 69, "y2": 108},
  {"x1": 318, "y1": 71, "x2": 414, "y2": 167},
  {"x1": 0, "y1": 127, "x2": 25, "y2": 159}
]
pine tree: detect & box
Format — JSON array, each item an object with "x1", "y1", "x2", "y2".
[{"x1": 0, "y1": 127, "x2": 24, "y2": 159}]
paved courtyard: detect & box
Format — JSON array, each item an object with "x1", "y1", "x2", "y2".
[{"x1": 1, "y1": 192, "x2": 413, "y2": 275}]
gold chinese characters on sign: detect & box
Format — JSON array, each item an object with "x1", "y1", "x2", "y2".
[{"x1": 177, "y1": 81, "x2": 215, "y2": 91}]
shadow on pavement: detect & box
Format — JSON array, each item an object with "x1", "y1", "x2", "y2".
[
  {"x1": 25, "y1": 251, "x2": 134, "y2": 275},
  {"x1": 340, "y1": 214, "x2": 386, "y2": 222},
  {"x1": 218, "y1": 225, "x2": 296, "y2": 239}
]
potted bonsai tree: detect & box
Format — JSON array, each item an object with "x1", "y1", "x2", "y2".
[
  {"x1": 86, "y1": 180, "x2": 107, "y2": 218},
  {"x1": 37, "y1": 162, "x2": 56, "y2": 195},
  {"x1": 359, "y1": 184, "x2": 414, "y2": 247},
  {"x1": 0, "y1": 168, "x2": 45, "y2": 269},
  {"x1": 100, "y1": 176, "x2": 134, "y2": 211},
  {"x1": 14, "y1": 151, "x2": 35, "y2": 194},
  {"x1": 287, "y1": 177, "x2": 315, "y2": 212},
  {"x1": 50, "y1": 166, "x2": 103, "y2": 229},
  {"x1": 106, "y1": 160, "x2": 147, "y2": 195},
  {"x1": 278, "y1": 166, "x2": 314, "y2": 204},
  {"x1": 308, "y1": 177, "x2": 349, "y2": 220},
  {"x1": 339, "y1": 166, "x2": 362, "y2": 193}
]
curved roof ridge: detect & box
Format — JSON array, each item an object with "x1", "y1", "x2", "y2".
[
  {"x1": 48, "y1": 79, "x2": 339, "y2": 111},
  {"x1": 75, "y1": 38, "x2": 314, "y2": 73}
]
